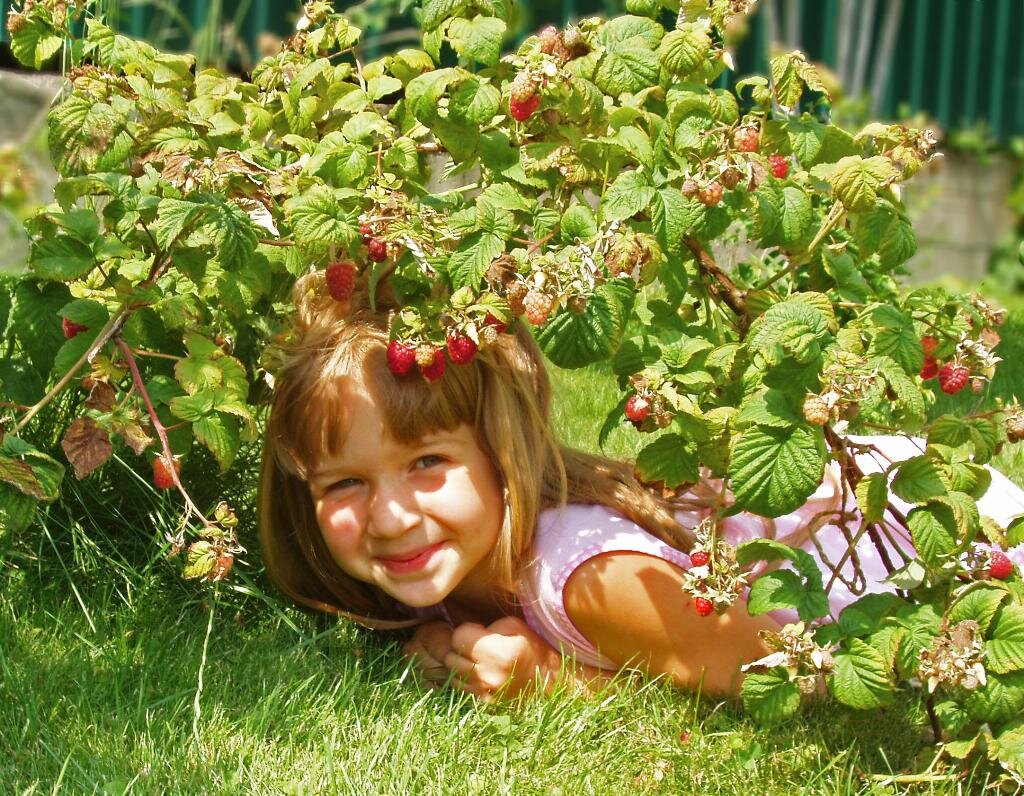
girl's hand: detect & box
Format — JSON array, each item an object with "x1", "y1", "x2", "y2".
[
  {"x1": 402, "y1": 621, "x2": 457, "y2": 685},
  {"x1": 403, "y1": 617, "x2": 563, "y2": 701},
  {"x1": 444, "y1": 617, "x2": 563, "y2": 702}
]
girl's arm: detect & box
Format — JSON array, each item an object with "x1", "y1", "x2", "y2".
[
  {"x1": 563, "y1": 551, "x2": 777, "y2": 696},
  {"x1": 403, "y1": 618, "x2": 614, "y2": 701}
]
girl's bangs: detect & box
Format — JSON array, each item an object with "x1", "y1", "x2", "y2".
[{"x1": 271, "y1": 339, "x2": 482, "y2": 480}]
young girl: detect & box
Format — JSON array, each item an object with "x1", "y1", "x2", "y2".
[{"x1": 258, "y1": 278, "x2": 1024, "y2": 702}]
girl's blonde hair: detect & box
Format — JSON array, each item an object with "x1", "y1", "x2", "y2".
[{"x1": 258, "y1": 276, "x2": 695, "y2": 627}]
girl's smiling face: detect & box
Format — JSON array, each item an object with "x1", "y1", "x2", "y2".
[{"x1": 308, "y1": 386, "x2": 505, "y2": 609}]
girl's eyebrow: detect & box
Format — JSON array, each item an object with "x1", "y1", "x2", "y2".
[{"x1": 309, "y1": 433, "x2": 463, "y2": 480}]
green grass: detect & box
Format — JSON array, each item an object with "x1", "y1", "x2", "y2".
[{"x1": 2, "y1": 299, "x2": 1022, "y2": 794}]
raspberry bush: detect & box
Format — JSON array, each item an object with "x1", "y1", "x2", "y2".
[{"x1": 4, "y1": 0, "x2": 1024, "y2": 781}]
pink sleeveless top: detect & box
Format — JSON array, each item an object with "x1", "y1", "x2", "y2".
[{"x1": 514, "y1": 435, "x2": 1024, "y2": 670}]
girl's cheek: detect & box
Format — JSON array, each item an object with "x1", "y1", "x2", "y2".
[{"x1": 316, "y1": 501, "x2": 364, "y2": 548}]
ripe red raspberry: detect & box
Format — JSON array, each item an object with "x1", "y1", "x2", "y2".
[
  {"x1": 694, "y1": 597, "x2": 714, "y2": 617},
  {"x1": 367, "y1": 238, "x2": 388, "y2": 262},
  {"x1": 359, "y1": 223, "x2": 373, "y2": 243},
  {"x1": 386, "y1": 339, "x2": 417, "y2": 375},
  {"x1": 325, "y1": 261, "x2": 356, "y2": 303},
  {"x1": 989, "y1": 551, "x2": 1014, "y2": 580},
  {"x1": 523, "y1": 290, "x2": 554, "y2": 325},
  {"x1": 446, "y1": 332, "x2": 478, "y2": 365},
  {"x1": 681, "y1": 178, "x2": 699, "y2": 198},
  {"x1": 699, "y1": 181, "x2": 724, "y2": 207},
  {"x1": 510, "y1": 93, "x2": 541, "y2": 122},
  {"x1": 483, "y1": 312, "x2": 508, "y2": 334},
  {"x1": 768, "y1": 154, "x2": 789, "y2": 179},
  {"x1": 921, "y1": 335, "x2": 938, "y2": 356},
  {"x1": 689, "y1": 550, "x2": 710, "y2": 567},
  {"x1": 62, "y1": 317, "x2": 88, "y2": 339},
  {"x1": 733, "y1": 126, "x2": 760, "y2": 153},
  {"x1": 419, "y1": 347, "x2": 446, "y2": 381},
  {"x1": 919, "y1": 355, "x2": 939, "y2": 381},
  {"x1": 802, "y1": 394, "x2": 829, "y2": 426},
  {"x1": 1006, "y1": 414, "x2": 1024, "y2": 443},
  {"x1": 938, "y1": 363, "x2": 969, "y2": 395},
  {"x1": 153, "y1": 455, "x2": 180, "y2": 490},
  {"x1": 624, "y1": 394, "x2": 651, "y2": 423}
]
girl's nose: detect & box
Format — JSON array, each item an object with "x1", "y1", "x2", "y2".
[{"x1": 366, "y1": 484, "x2": 421, "y2": 538}]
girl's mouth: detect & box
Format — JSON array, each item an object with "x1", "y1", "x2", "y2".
[{"x1": 377, "y1": 542, "x2": 446, "y2": 574}]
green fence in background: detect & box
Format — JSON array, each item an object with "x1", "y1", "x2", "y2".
[{"x1": 3, "y1": 0, "x2": 1023, "y2": 140}]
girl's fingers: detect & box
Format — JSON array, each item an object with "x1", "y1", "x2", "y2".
[
  {"x1": 442, "y1": 649, "x2": 477, "y2": 680},
  {"x1": 450, "y1": 622, "x2": 488, "y2": 659}
]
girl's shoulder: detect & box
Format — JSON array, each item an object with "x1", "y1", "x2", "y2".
[{"x1": 529, "y1": 503, "x2": 691, "y2": 582}]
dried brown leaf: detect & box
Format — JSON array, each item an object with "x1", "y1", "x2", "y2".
[
  {"x1": 61, "y1": 417, "x2": 113, "y2": 479},
  {"x1": 84, "y1": 381, "x2": 116, "y2": 412}
]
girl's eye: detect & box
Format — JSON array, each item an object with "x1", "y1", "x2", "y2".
[
  {"x1": 327, "y1": 477, "x2": 361, "y2": 492},
  {"x1": 414, "y1": 454, "x2": 445, "y2": 470}
]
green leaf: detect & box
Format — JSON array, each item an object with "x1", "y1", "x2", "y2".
[
  {"x1": 746, "y1": 298, "x2": 832, "y2": 366},
  {"x1": 198, "y1": 198, "x2": 260, "y2": 270},
  {"x1": 594, "y1": 46, "x2": 660, "y2": 97},
  {"x1": 949, "y1": 583, "x2": 1009, "y2": 635},
  {"x1": 405, "y1": 67, "x2": 462, "y2": 121},
  {"x1": 192, "y1": 413, "x2": 240, "y2": 471},
  {"x1": 988, "y1": 604, "x2": 1024, "y2": 675},
  {"x1": 634, "y1": 434, "x2": 699, "y2": 489},
  {"x1": 965, "y1": 671, "x2": 1024, "y2": 724},
  {"x1": 449, "y1": 77, "x2": 501, "y2": 124},
  {"x1": 906, "y1": 501, "x2": 958, "y2": 564},
  {"x1": 421, "y1": 0, "x2": 469, "y2": 30},
  {"x1": 286, "y1": 186, "x2": 358, "y2": 252},
  {"x1": 0, "y1": 483, "x2": 39, "y2": 533},
  {"x1": 12, "y1": 280, "x2": 71, "y2": 380},
  {"x1": 600, "y1": 171, "x2": 656, "y2": 222},
  {"x1": 560, "y1": 203, "x2": 599, "y2": 243},
  {"x1": 446, "y1": 15, "x2": 506, "y2": 67},
  {"x1": 31, "y1": 236, "x2": 96, "y2": 281},
  {"x1": 837, "y1": 593, "x2": 904, "y2": 637},
  {"x1": 729, "y1": 425, "x2": 828, "y2": 517},
  {"x1": 737, "y1": 390, "x2": 802, "y2": 429},
  {"x1": 855, "y1": 473, "x2": 888, "y2": 525},
  {"x1": 656, "y1": 25, "x2": 709, "y2": 76},
  {"x1": 534, "y1": 279, "x2": 634, "y2": 368},
  {"x1": 9, "y1": 15, "x2": 64, "y2": 69},
  {"x1": 737, "y1": 538, "x2": 830, "y2": 621},
  {"x1": 650, "y1": 188, "x2": 689, "y2": 255},
  {"x1": 827, "y1": 156, "x2": 898, "y2": 212},
  {"x1": 890, "y1": 455, "x2": 947, "y2": 504},
  {"x1": 864, "y1": 304, "x2": 923, "y2": 375},
  {"x1": 778, "y1": 186, "x2": 813, "y2": 243},
  {"x1": 741, "y1": 668, "x2": 801, "y2": 723},
  {"x1": 829, "y1": 638, "x2": 894, "y2": 709},
  {"x1": 786, "y1": 116, "x2": 827, "y2": 165}
]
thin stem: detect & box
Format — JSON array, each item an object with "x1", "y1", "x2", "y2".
[
  {"x1": 192, "y1": 585, "x2": 218, "y2": 743},
  {"x1": 130, "y1": 347, "x2": 182, "y2": 362},
  {"x1": 115, "y1": 335, "x2": 213, "y2": 528},
  {"x1": 13, "y1": 309, "x2": 128, "y2": 435}
]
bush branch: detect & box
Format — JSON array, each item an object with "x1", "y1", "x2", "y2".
[
  {"x1": 115, "y1": 334, "x2": 213, "y2": 528},
  {"x1": 683, "y1": 236, "x2": 749, "y2": 333}
]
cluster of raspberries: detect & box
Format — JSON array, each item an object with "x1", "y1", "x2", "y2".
[
  {"x1": 384, "y1": 314, "x2": 509, "y2": 382},
  {"x1": 323, "y1": 224, "x2": 390, "y2": 305},
  {"x1": 918, "y1": 335, "x2": 972, "y2": 395}
]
